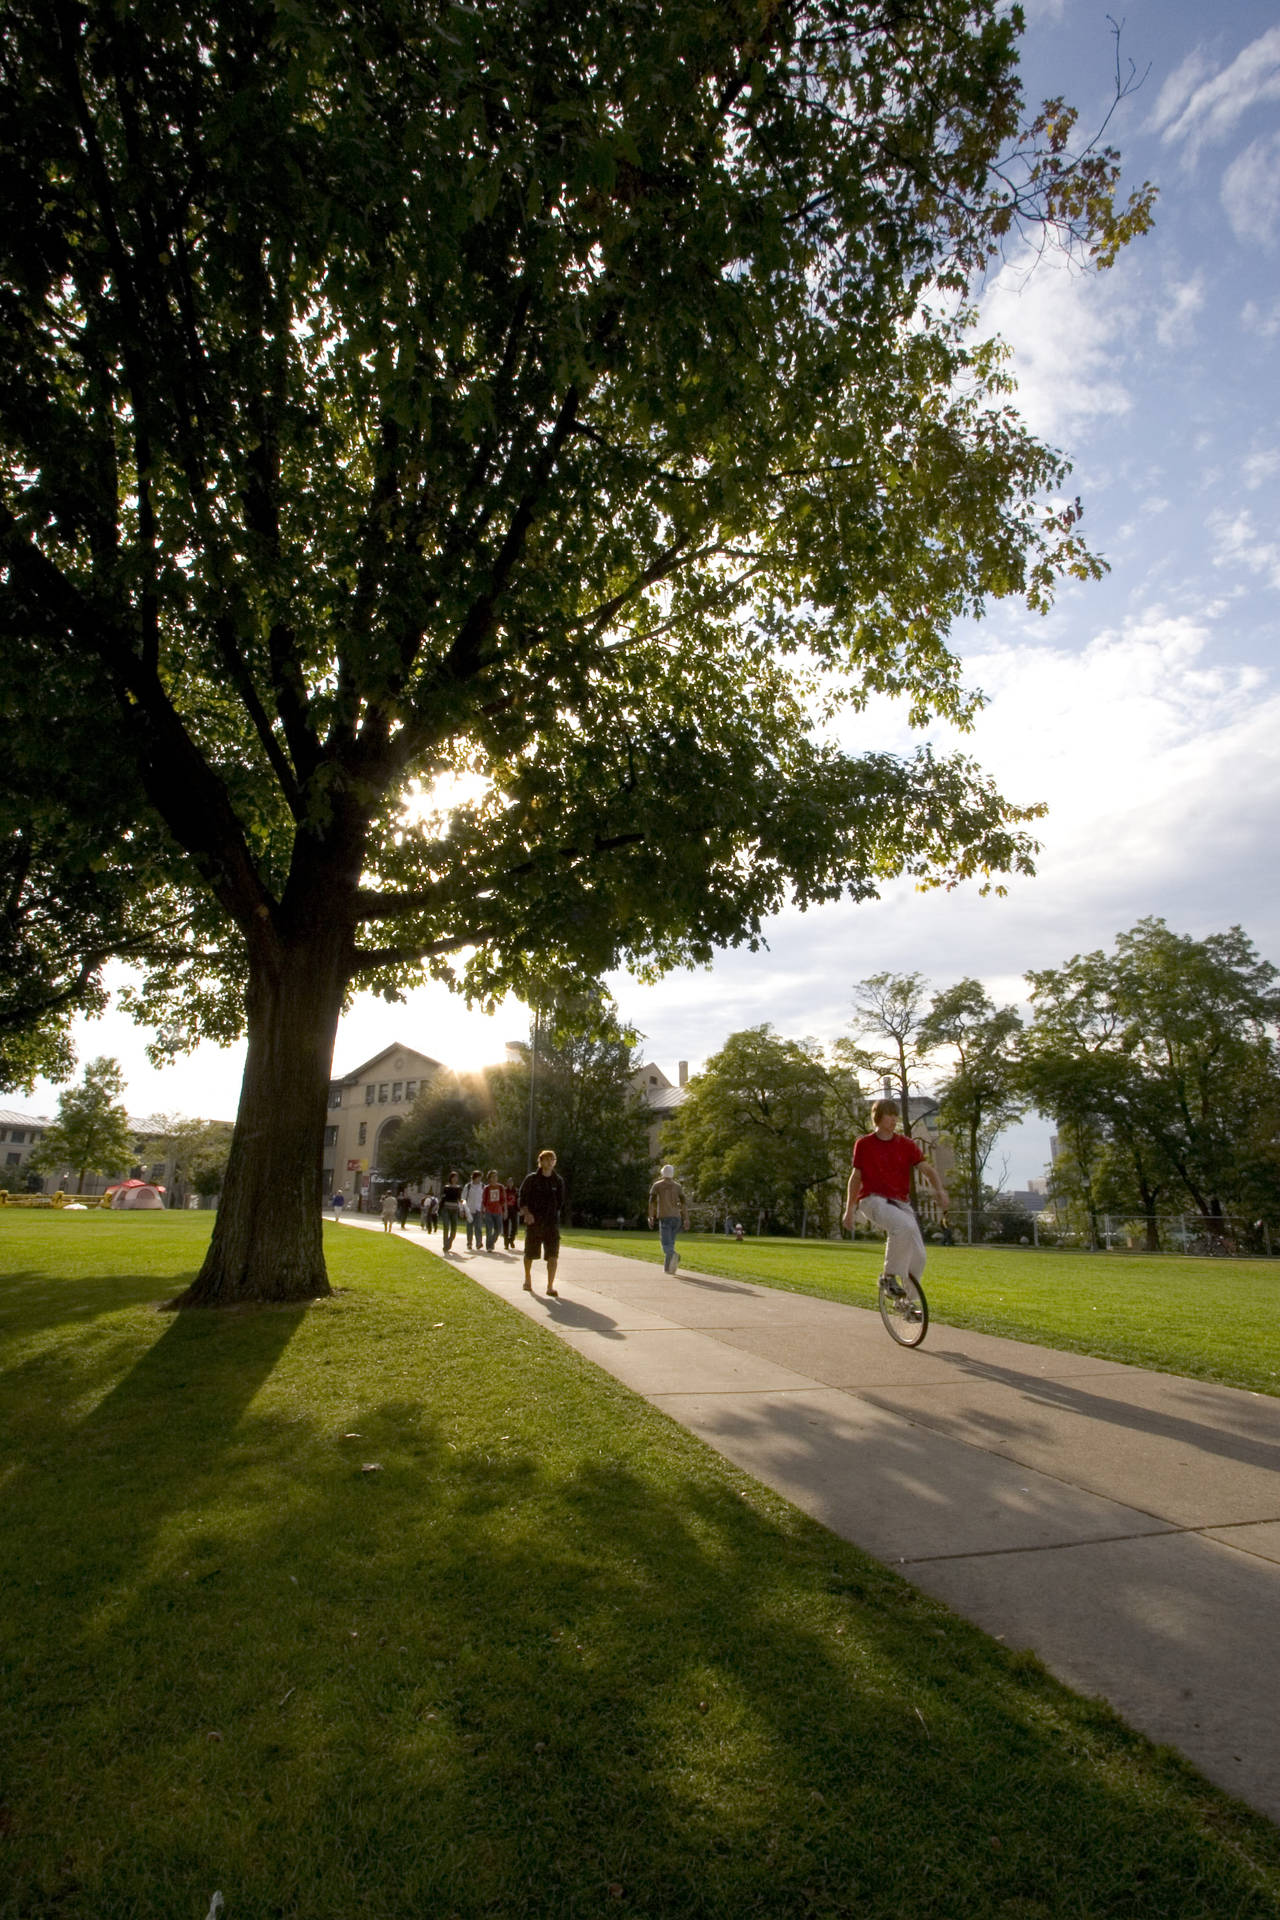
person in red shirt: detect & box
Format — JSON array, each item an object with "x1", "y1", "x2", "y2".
[
  {"x1": 480, "y1": 1170, "x2": 507, "y2": 1251},
  {"x1": 843, "y1": 1098, "x2": 948, "y2": 1293}
]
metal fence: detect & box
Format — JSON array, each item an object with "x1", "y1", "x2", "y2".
[{"x1": 956, "y1": 1209, "x2": 1276, "y2": 1256}]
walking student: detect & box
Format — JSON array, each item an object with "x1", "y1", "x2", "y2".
[
  {"x1": 842, "y1": 1099, "x2": 948, "y2": 1296},
  {"x1": 380, "y1": 1189, "x2": 397, "y2": 1234},
  {"x1": 519, "y1": 1148, "x2": 566, "y2": 1297},
  {"x1": 463, "y1": 1170, "x2": 485, "y2": 1251},
  {"x1": 648, "y1": 1163, "x2": 689, "y2": 1274},
  {"x1": 440, "y1": 1171, "x2": 463, "y2": 1250},
  {"x1": 481, "y1": 1170, "x2": 506, "y2": 1251},
  {"x1": 503, "y1": 1176, "x2": 520, "y2": 1249}
]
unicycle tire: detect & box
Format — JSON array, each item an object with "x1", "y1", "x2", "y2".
[{"x1": 878, "y1": 1272, "x2": 928, "y2": 1347}]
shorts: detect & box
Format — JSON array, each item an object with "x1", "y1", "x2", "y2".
[{"x1": 523, "y1": 1220, "x2": 561, "y2": 1261}]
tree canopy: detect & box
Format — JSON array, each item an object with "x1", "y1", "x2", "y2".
[
  {"x1": 0, "y1": 0, "x2": 1152, "y2": 1300},
  {"x1": 29, "y1": 1054, "x2": 136, "y2": 1193},
  {"x1": 382, "y1": 1073, "x2": 487, "y2": 1188},
  {"x1": 476, "y1": 998, "x2": 651, "y2": 1220},
  {"x1": 918, "y1": 976, "x2": 1023, "y2": 1223},
  {"x1": 666, "y1": 1024, "x2": 863, "y2": 1232},
  {"x1": 1022, "y1": 920, "x2": 1280, "y2": 1245}
]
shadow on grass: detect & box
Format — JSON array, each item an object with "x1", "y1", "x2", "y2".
[
  {"x1": 0, "y1": 1265, "x2": 179, "y2": 1340},
  {"x1": 2, "y1": 1264, "x2": 1278, "y2": 1919}
]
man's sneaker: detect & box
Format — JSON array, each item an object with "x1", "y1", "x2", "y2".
[{"x1": 880, "y1": 1273, "x2": 906, "y2": 1299}]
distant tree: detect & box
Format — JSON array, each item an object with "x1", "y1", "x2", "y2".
[
  {"x1": 150, "y1": 1115, "x2": 235, "y2": 1203},
  {"x1": 848, "y1": 973, "x2": 932, "y2": 1140},
  {"x1": 0, "y1": 0, "x2": 1152, "y2": 1303},
  {"x1": 382, "y1": 1076, "x2": 487, "y2": 1187},
  {"x1": 918, "y1": 978, "x2": 1023, "y2": 1227},
  {"x1": 1021, "y1": 921, "x2": 1280, "y2": 1247},
  {"x1": 29, "y1": 1056, "x2": 135, "y2": 1193},
  {"x1": 476, "y1": 997, "x2": 650, "y2": 1221},
  {"x1": 666, "y1": 1025, "x2": 865, "y2": 1233}
]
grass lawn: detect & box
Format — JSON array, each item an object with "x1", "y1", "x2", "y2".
[
  {"x1": 2, "y1": 1212, "x2": 1279, "y2": 1920},
  {"x1": 567, "y1": 1231, "x2": 1280, "y2": 1398}
]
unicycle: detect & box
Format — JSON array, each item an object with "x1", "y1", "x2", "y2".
[{"x1": 878, "y1": 1271, "x2": 928, "y2": 1347}]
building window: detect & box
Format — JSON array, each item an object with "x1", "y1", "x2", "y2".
[
  {"x1": 392, "y1": 1081, "x2": 403, "y2": 1103},
  {"x1": 8, "y1": 1130, "x2": 23, "y2": 1145},
  {"x1": 323, "y1": 1126, "x2": 338, "y2": 1148},
  {"x1": 5, "y1": 1153, "x2": 18, "y2": 1167},
  {"x1": 358, "y1": 1122, "x2": 367, "y2": 1146},
  {"x1": 405, "y1": 1080, "x2": 417, "y2": 1102},
  {"x1": 365, "y1": 1084, "x2": 375, "y2": 1106},
  {"x1": 328, "y1": 1087, "x2": 343, "y2": 1109},
  {"x1": 378, "y1": 1083, "x2": 389, "y2": 1103}
]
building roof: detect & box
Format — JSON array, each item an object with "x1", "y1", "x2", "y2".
[
  {"x1": 331, "y1": 1043, "x2": 443, "y2": 1085},
  {"x1": 644, "y1": 1085, "x2": 687, "y2": 1113},
  {"x1": 0, "y1": 1107, "x2": 51, "y2": 1128}
]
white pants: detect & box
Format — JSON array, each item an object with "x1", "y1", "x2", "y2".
[{"x1": 858, "y1": 1194, "x2": 926, "y2": 1283}]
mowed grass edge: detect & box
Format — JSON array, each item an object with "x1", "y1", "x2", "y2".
[
  {"x1": 566, "y1": 1230, "x2": 1280, "y2": 1398},
  {"x1": 2, "y1": 1212, "x2": 1278, "y2": 1920}
]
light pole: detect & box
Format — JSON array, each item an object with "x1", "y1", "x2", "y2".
[{"x1": 525, "y1": 1003, "x2": 539, "y2": 1175}]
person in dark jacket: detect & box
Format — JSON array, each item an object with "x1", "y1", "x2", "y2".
[{"x1": 518, "y1": 1149, "x2": 566, "y2": 1297}]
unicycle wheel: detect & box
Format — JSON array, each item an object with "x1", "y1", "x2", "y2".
[{"x1": 878, "y1": 1272, "x2": 928, "y2": 1347}]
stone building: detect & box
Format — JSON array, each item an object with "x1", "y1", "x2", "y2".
[
  {"x1": 629, "y1": 1059, "x2": 688, "y2": 1163},
  {"x1": 324, "y1": 1043, "x2": 443, "y2": 1207}
]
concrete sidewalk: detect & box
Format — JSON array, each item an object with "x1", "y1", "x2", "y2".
[{"x1": 347, "y1": 1220, "x2": 1280, "y2": 1825}]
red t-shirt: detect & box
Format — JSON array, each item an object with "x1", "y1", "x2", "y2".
[
  {"x1": 852, "y1": 1131, "x2": 923, "y2": 1202},
  {"x1": 483, "y1": 1183, "x2": 505, "y2": 1212}
]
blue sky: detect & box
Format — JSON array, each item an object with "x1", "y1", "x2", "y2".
[{"x1": 25, "y1": 1, "x2": 1280, "y2": 1184}]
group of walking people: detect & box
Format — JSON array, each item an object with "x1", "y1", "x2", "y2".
[
  {"x1": 435, "y1": 1171, "x2": 522, "y2": 1253},
  {"x1": 364, "y1": 1096, "x2": 945, "y2": 1307}
]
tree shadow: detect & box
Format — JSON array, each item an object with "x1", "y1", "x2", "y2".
[
  {"x1": 4, "y1": 1277, "x2": 1279, "y2": 1918},
  {"x1": 927, "y1": 1351, "x2": 1280, "y2": 1475}
]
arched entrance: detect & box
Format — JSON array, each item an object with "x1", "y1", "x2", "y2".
[{"x1": 371, "y1": 1116, "x2": 404, "y2": 1204}]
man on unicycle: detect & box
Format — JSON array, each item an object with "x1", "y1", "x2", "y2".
[{"x1": 843, "y1": 1099, "x2": 948, "y2": 1301}]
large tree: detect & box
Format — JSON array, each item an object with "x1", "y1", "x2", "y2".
[
  {"x1": 475, "y1": 997, "x2": 651, "y2": 1221},
  {"x1": 381, "y1": 1072, "x2": 487, "y2": 1187},
  {"x1": 0, "y1": 0, "x2": 1152, "y2": 1302},
  {"x1": 29, "y1": 1053, "x2": 136, "y2": 1193},
  {"x1": 846, "y1": 971, "x2": 933, "y2": 1139},
  {"x1": 1021, "y1": 921, "x2": 1280, "y2": 1247},
  {"x1": 666, "y1": 1024, "x2": 863, "y2": 1233},
  {"x1": 918, "y1": 976, "x2": 1022, "y2": 1227}
]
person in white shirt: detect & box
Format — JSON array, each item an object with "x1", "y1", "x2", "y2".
[{"x1": 463, "y1": 1170, "x2": 485, "y2": 1250}]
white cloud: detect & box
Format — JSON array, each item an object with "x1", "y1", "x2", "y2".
[
  {"x1": 1154, "y1": 26, "x2": 1280, "y2": 160},
  {"x1": 1154, "y1": 271, "x2": 1205, "y2": 346},
  {"x1": 1209, "y1": 508, "x2": 1280, "y2": 588},
  {"x1": 1243, "y1": 450, "x2": 1280, "y2": 488},
  {"x1": 1147, "y1": 49, "x2": 1216, "y2": 136},
  {"x1": 1242, "y1": 295, "x2": 1280, "y2": 338},
  {"x1": 1221, "y1": 132, "x2": 1280, "y2": 247},
  {"x1": 619, "y1": 608, "x2": 1280, "y2": 1178},
  {"x1": 977, "y1": 252, "x2": 1132, "y2": 443}
]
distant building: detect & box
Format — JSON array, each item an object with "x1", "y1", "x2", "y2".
[
  {"x1": 884, "y1": 1088, "x2": 956, "y2": 1226},
  {"x1": 630, "y1": 1059, "x2": 689, "y2": 1164},
  {"x1": 1, "y1": 1107, "x2": 223, "y2": 1205},
  {"x1": 0, "y1": 1107, "x2": 50, "y2": 1187},
  {"x1": 325, "y1": 1043, "x2": 443, "y2": 1204}
]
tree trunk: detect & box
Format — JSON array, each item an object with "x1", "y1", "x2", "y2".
[{"x1": 177, "y1": 928, "x2": 348, "y2": 1306}]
